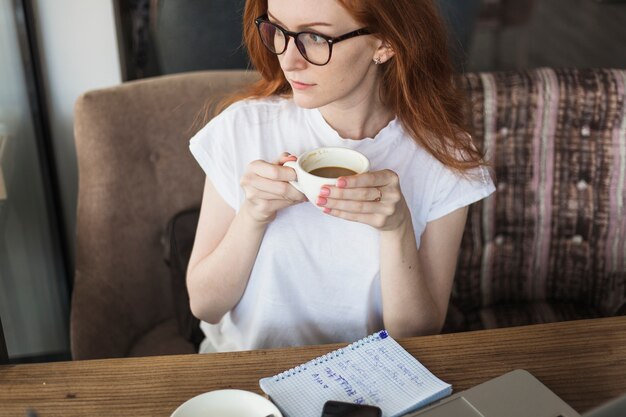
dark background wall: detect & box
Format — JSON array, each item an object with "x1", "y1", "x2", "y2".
[{"x1": 116, "y1": 0, "x2": 626, "y2": 81}]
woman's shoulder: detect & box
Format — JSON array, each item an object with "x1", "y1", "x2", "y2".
[
  {"x1": 190, "y1": 95, "x2": 299, "y2": 146},
  {"x1": 217, "y1": 96, "x2": 298, "y2": 121}
]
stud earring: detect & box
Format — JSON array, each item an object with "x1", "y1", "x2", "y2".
[{"x1": 373, "y1": 57, "x2": 382, "y2": 65}]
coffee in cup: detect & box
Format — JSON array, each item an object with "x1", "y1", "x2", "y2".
[
  {"x1": 283, "y1": 147, "x2": 370, "y2": 207},
  {"x1": 308, "y1": 166, "x2": 358, "y2": 178}
]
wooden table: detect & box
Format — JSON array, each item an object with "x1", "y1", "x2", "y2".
[{"x1": 1, "y1": 316, "x2": 625, "y2": 416}]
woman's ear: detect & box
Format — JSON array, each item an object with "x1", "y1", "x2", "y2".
[{"x1": 373, "y1": 41, "x2": 395, "y2": 64}]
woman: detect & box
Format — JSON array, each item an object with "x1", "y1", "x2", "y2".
[{"x1": 187, "y1": 0, "x2": 494, "y2": 353}]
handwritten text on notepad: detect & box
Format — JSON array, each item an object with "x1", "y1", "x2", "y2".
[
  {"x1": 259, "y1": 331, "x2": 452, "y2": 417},
  {"x1": 307, "y1": 345, "x2": 425, "y2": 405}
]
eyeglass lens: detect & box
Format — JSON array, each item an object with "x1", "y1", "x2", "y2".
[{"x1": 258, "y1": 21, "x2": 331, "y2": 65}]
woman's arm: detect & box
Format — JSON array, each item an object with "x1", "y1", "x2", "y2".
[
  {"x1": 186, "y1": 177, "x2": 265, "y2": 324},
  {"x1": 379, "y1": 205, "x2": 467, "y2": 337},
  {"x1": 186, "y1": 155, "x2": 305, "y2": 324},
  {"x1": 317, "y1": 170, "x2": 467, "y2": 337}
]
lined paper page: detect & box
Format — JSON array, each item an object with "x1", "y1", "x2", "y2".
[{"x1": 259, "y1": 331, "x2": 452, "y2": 417}]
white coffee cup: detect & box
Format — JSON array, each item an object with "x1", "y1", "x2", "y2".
[
  {"x1": 170, "y1": 389, "x2": 283, "y2": 417},
  {"x1": 283, "y1": 147, "x2": 370, "y2": 207}
]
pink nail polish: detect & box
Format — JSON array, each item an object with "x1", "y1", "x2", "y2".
[
  {"x1": 323, "y1": 207, "x2": 331, "y2": 214},
  {"x1": 337, "y1": 178, "x2": 347, "y2": 188},
  {"x1": 316, "y1": 197, "x2": 327, "y2": 206},
  {"x1": 319, "y1": 187, "x2": 330, "y2": 196}
]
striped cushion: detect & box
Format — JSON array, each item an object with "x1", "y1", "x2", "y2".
[
  {"x1": 444, "y1": 302, "x2": 602, "y2": 333},
  {"x1": 448, "y1": 68, "x2": 626, "y2": 332}
]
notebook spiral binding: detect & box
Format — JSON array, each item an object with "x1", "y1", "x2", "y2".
[{"x1": 273, "y1": 330, "x2": 388, "y2": 381}]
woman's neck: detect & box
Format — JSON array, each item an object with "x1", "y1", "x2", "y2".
[{"x1": 317, "y1": 89, "x2": 395, "y2": 140}]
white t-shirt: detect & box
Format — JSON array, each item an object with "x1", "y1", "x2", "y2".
[{"x1": 189, "y1": 97, "x2": 495, "y2": 353}]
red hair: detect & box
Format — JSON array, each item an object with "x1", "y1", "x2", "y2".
[{"x1": 223, "y1": 0, "x2": 483, "y2": 172}]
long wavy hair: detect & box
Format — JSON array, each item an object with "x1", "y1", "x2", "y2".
[{"x1": 222, "y1": 0, "x2": 484, "y2": 171}]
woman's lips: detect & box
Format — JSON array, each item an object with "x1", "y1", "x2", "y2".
[{"x1": 290, "y1": 80, "x2": 316, "y2": 90}]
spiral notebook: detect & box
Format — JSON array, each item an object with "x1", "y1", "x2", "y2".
[{"x1": 259, "y1": 330, "x2": 452, "y2": 417}]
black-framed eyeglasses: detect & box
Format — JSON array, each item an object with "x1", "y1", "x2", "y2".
[{"x1": 254, "y1": 15, "x2": 371, "y2": 66}]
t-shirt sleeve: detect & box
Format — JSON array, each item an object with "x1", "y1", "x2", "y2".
[
  {"x1": 188, "y1": 110, "x2": 239, "y2": 210},
  {"x1": 427, "y1": 165, "x2": 495, "y2": 222}
]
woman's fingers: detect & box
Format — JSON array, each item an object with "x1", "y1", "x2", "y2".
[
  {"x1": 276, "y1": 152, "x2": 297, "y2": 165},
  {"x1": 318, "y1": 171, "x2": 400, "y2": 205},
  {"x1": 336, "y1": 170, "x2": 397, "y2": 189},
  {"x1": 242, "y1": 175, "x2": 304, "y2": 201},
  {"x1": 319, "y1": 185, "x2": 383, "y2": 202},
  {"x1": 318, "y1": 198, "x2": 393, "y2": 215},
  {"x1": 251, "y1": 197, "x2": 296, "y2": 213},
  {"x1": 322, "y1": 208, "x2": 389, "y2": 229},
  {"x1": 248, "y1": 159, "x2": 297, "y2": 182},
  {"x1": 242, "y1": 155, "x2": 305, "y2": 203},
  {"x1": 318, "y1": 169, "x2": 399, "y2": 203},
  {"x1": 239, "y1": 154, "x2": 305, "y2": 224},
  {"x1": 317, "y1": 169, "x2": 408, "y2": 231},
  {"x1": 243, "y1": 175, "x2": 290, "y2": 195}
]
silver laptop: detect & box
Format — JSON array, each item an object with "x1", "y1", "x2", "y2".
[
  {"x1": 408, "y1": 369, "x2": 626, "y2": 417},
  {"x1": 583, "y1": 393, "x2": 626, "y2": 417}
]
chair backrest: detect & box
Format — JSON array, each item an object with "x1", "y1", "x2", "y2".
[
  {"x1": 452, "y1": 68, "x2": 626, "y2": 325},
  {"x1": 71, "y1": 68, "x2": 626, "y2": 357},
  {"x1": 71, "y1": 70, "x2": 258, "y2": 359}
]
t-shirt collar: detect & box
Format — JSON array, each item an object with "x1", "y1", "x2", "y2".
[{"x1": 306, "y1": 107, "x2": 400, "y2": 147}]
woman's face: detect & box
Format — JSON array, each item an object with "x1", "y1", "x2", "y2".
[{"x1": 266, "y1": 0, "x2": 383, "y2": 110}]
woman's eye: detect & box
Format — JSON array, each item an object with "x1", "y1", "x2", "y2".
[{"x1": 305, "y1": 33, "x2": 325, "y2": 44}]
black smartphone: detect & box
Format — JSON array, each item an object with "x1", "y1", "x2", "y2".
[{"x1": 321, "y1": 400, "x2": 382, "y2": 417}]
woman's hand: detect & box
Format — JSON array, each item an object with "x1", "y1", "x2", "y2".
[
  {"x1": 240, "y1": 153, "x2": 307, "y2": 224},
  {"x1": 315, "y1": 169, "x2": 409, "y2": 231}
]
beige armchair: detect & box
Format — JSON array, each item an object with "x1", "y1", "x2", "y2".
[
  {"x1": 71, "y1": 70, "x2": 257, "y2": 360},
  {"x1": 71, "y1": 68, "x2": 626, "y2": 360}
]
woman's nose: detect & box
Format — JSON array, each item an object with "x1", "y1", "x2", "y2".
[{"x1": 279, "y1": 38, "x2": 307, "y2": 71}]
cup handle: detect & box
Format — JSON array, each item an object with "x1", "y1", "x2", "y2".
[{"x1": 283, "y1": 160, "x2": 304, "y2": 194}]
